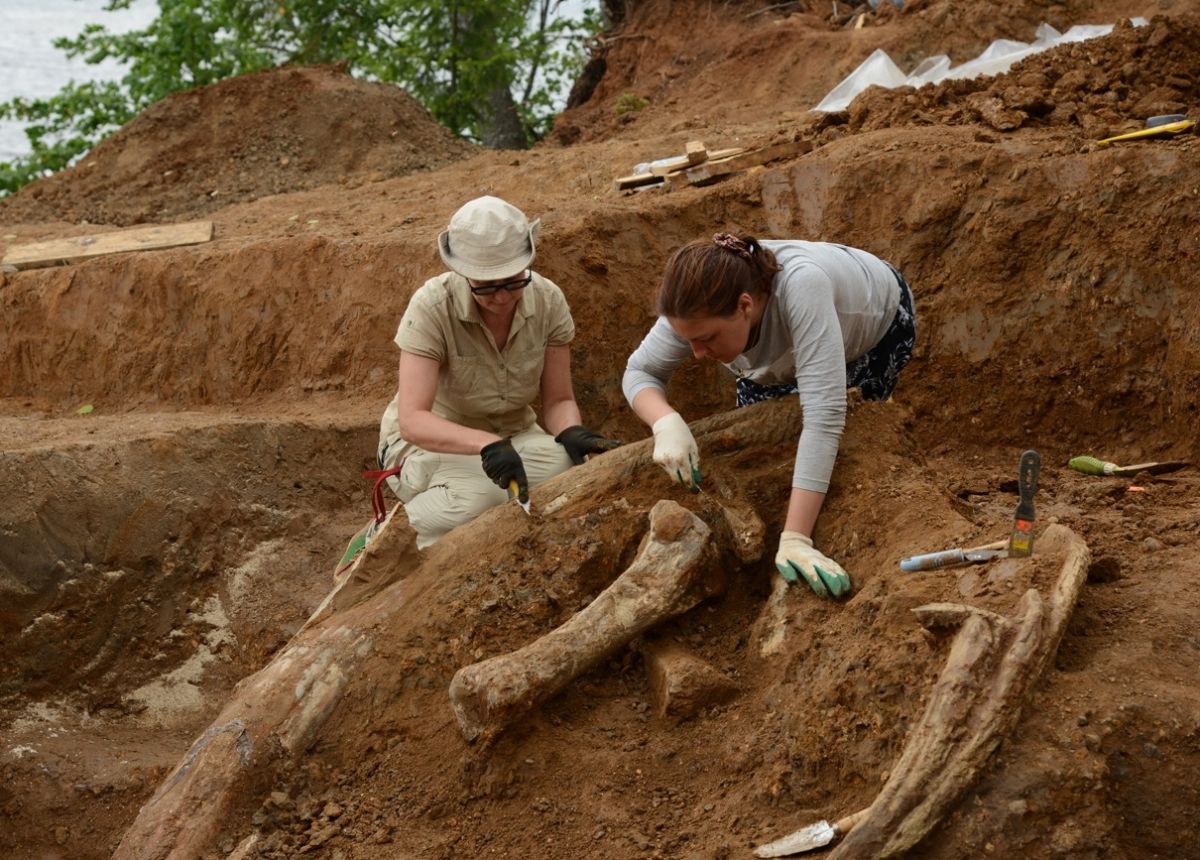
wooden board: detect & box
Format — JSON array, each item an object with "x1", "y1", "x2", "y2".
[
  {"x1": 612, "y1": 146, "x2": 748, "y2": 192},
  {"x1": 2, "y1": 220, "x2": 214, "y2": 271},
  {"x1": 669, "y1": 140, "x2": 812, "y2": 188},
  {"x1": 650, "y1": 146, "x2": 744, "y2": 177},
  {"x1": 612, "y1": 173, "x2": 665, "y2": 192}
]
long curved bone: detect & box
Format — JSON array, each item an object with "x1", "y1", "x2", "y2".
[
  {"x1": 449, "y1": 499, "x2": 721, "y2": 742},
  {"x1": 755, "y1": 524, "x2": 1090, "y2": 859}
]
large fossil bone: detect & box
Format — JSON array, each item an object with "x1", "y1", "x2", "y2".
[
  {"x1": 113, "y1": 400, "x2": 806, "y2": 860},
  {"x1": 756, "y1": 523, "x2": 1090, "y2": 859},
  {"x1": 449, "y1": 499, "x2": 720, "y2": 742}
]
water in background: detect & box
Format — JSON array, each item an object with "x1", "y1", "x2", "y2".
[{"x1": 0, "y1": 0, "x2": 157, "y2": 161}]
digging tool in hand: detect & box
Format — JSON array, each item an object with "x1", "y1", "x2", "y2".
[
  {"x1": 754, "y1": 809, "x2": 869, "y2": 857},
  {"x1": 1068, "y1": 455, "x2": 1190, "y2": 479},
  {"x1": 507, "y1": 479, "x2": 531, "y2": 515}
]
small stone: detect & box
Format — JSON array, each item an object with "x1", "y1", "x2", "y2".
[
  {"x1": 54, "y1": 827, "x2": 69, "y2": 846},
  {"x1": 1143, "y1": 741, "x2": 1163, "y2": 759},
  {"x1": 1142, "y1": 537, "x2": 1165, "y2": 552},
  {"x1": 322, "y1": 801, "x2": 343, "y2": 819},
  {"x1": 1007, "y1": 799, "x2": 1028, "y2": 816},
  {"x1": 1083, "y1": 733, "x2": 1102, "y2": 751},
  {"x1": 1077, "y1": 714, "x2": 1090, "y2": 727}
]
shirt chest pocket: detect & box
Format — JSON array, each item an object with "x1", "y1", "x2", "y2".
[
  {"x1": 441, "y1": 346, "x2": 546, "y2": 415},
  {"x1": 442, "y1": 356, "x2": 491, "y2": 408},
  {"x1": 498, "y1": 345, "x2": 544, "y2": 407}
]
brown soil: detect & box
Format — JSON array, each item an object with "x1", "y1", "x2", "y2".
[
  {"x1": 2, "y1": 2, "x2": 1199, "y2": 859},
  {"x1": 0, "y1": 64, "x2": 476, "y2": 227}
]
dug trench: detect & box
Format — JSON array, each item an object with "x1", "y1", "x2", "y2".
[
  {"x1": 0, "y1": 415, "x2": 376, "y2": 855},
  {"x1": 3, "y1": 35, "x2": 1200, "y2": 860}
]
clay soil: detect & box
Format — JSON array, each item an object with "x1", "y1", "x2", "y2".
[{"x1": 2, "y1": 1, "x2": 1199, "y2": 858}]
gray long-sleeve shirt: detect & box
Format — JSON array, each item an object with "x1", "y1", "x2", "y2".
[{"x1": 623, "y1": 240, "x2": 900, "y2": 493}]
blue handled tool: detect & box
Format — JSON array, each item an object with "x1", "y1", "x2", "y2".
[{"x1": 900, "y1": 540, "x2": 1008, "y2": 572}]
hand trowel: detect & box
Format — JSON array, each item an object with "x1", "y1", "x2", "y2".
[{"x1": 754, "y1": 809, "x2": 869, "y2": 857}]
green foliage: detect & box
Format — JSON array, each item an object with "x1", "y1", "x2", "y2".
[
  {"x1": 0, "y1": 0, "x2": 603, "y2": 196},
  {"x1": 613, "y1": 92, "x2": 648, "y2": 115}
]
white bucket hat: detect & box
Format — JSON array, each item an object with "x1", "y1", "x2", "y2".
[{"x1": 438, "y1": 196, "x2": 540, "y2": 281}]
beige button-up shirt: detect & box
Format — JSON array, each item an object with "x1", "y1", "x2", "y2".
[{"x1": 377, "y1": 271, "x2": 576, "y2": 464}]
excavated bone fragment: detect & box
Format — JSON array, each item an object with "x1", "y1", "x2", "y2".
[
  {"x1": 752, "y1": 523, "x2": 1090, "y2": 860},
  {"x1": 835, "y1": 525, "x2": 1088, "y2": 858},
  {"x1": 448, "y1": 499, "x2": 720, "y2": 742},
  {"x1": 754, "y1": 573, "x2": 793, "y2": 657},
  {"x1": 643, "y1": 640, "x2": 739, "y2": 719},
  {"x1": 111, "y1": 399, "x2": 815, "y2": 858}
]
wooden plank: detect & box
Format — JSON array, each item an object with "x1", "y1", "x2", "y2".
[
  {"x1": 613, "y1": 147, "x2": 745, "y2": 192},
  {"x1": 650, "y1": 146, "x2": 744, "y2": 177},
  {"x1": 2, "y1": 220, "x2": 214, "y2": 271},
  {"x1": 675, "y1": 140, "x2": 812, "y2": 188},
  {"x1": 613, "y1": 173, "x2": 663, "y2": 192}
]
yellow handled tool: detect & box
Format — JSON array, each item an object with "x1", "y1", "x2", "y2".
[
  {"x1": 1098, "y1": 119, "x2": 1194, "y2": 145},
  {"x1": 507, "y1": 479, "x2": 531, "y2": 515}
]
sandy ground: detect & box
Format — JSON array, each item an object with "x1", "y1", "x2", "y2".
[{"x1": 1, "y1": 1, "x2": 1198, "y2": 857}]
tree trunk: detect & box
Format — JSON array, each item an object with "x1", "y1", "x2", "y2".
[{"x1": 481, "y1": 82, "x2": 528, "y2": 149}]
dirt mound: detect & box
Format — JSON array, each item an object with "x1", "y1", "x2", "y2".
[
  {"x1": 844, "y1": 15, "x2": 1199, "y2": 137},
  {"x1": 0, "y1": 64, "x2": 477, "y2": 227},
  {"x1": 552, "y1": 0, "x2": 1172, "y2": 144}
]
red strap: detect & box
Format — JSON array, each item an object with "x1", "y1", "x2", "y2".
[{"x1": 362, "y1": 466, "x2": 403, "y2": 525}]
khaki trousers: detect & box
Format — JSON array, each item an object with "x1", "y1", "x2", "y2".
[{"x1": 389, "y1": 425, "x2": 572, "y2": 549}]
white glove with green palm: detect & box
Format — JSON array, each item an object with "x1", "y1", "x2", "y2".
[
  {"x1": 775, "y1": 531, "x2": 852, "y2": 599},
  {"x1": 651, "y1": 412, "x2": 701, "y2": 491}
]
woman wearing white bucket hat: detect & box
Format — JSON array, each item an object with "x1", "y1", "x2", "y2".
[{"x1": 357, "y1": 196, "x2": 620, "y2": 553}]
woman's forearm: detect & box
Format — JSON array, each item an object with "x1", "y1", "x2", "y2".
[
  {"x1": 784, "y1": 486, "x2": 826, "y2": 537},
  {"x1": 542, "y1": 397, "x2": 583, "y2": 436},
  {"x1": 398, "y1": 410, "x2": 501, "y2": 455},
  {"x1": 631, "y1": 387, "x2": 677, "y2": 427}
]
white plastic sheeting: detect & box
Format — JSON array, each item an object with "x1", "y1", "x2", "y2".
[{"x1": 813, "y1": 19, "x2": 1148, "y2": 113}]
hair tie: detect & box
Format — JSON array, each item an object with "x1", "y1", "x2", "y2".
[{"x1": 712, "y1": 232, "x2": 753, "y2": 260}]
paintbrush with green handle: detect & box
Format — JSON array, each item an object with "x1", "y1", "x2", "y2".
[{"x1": 1068, "y1": 456, "x2": 1190, "y2": 478}]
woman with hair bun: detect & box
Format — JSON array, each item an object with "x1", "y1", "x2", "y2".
[{"x1": 622, "y1": 233, "x2": 915, "y2": 599}]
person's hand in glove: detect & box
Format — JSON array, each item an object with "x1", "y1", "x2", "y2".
[
  {"x1": 554, "y1": 425, "x2": 623, "y2": 465},
  {"x1": 480, "y1": 438, "x2": 529, "y2": 503},
  {"x1": 651, "y1": 412, "x2": 701, "y2": 491},
  {"x1": 775, "y1": 531, "x2": 852, "y2": 599}
]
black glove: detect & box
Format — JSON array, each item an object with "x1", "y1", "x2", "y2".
[
  {"x1": 480, "y1": 438, "x2": 529, "y2": 501},
  {"x1": 554, "y1": 425, "x2": 623, "y2": 466}
]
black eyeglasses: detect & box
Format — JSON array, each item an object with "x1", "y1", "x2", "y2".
[{"x1": 469, "y1": 272, "x2": 532, "y2": 296}]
